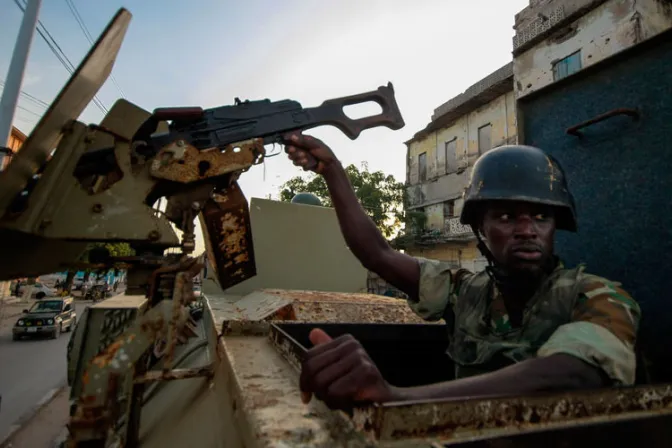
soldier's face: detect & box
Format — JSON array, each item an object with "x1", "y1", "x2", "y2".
[{"x1": 481, "y1": 201, "x2": 556, "y2": 274}]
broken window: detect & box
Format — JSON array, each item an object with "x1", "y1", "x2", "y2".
[
  {"x1": 478, "y1": 124, "x2": 492, "y2": 155},
  {"x1": 445, "y1": 139, "x2": 457, "y2": 173},
  {"x1": 418, "y1": 152, "x2": 427, "y2": 182},
  {"x1": 553, "y1": 50, "x2": 582, "y2": 81}
]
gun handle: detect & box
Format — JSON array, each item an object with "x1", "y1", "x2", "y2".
[{"x1": 308, "y1": 83, "x2": 405, "y2": 140}]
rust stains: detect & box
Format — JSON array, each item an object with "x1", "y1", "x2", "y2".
[
  {"x1": 149, "y1": 137, "x2": 263, "y2": 183},
  {"x1": 133, "y1": 365, "x2": 215, "y2": 384},
  {"x1": 219, "y1": 211, "x2": 248, "y2": 261},
  {"x1": 547, "y1": 156, "x2": 556, "y2": 191},
  {"x1": 200, "y1": 182, "x2": 257, "y2": 290},
  {"x1": 261, "y1": 289, "x2": 429, "y2": 324},
  {"x1": 353, "y1": 383, "x2": 672, "y2": 441}
]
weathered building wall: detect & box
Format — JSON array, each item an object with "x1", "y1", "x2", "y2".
[
  {"x1": 0, "y1": 127, "x2": 27, "y2": 298},
  {"x1": 406, "y1": 90, "x2": 517, "y2": 209},
  {"x1": 2, "y1": 127, "x2": 26, "y2": 170},
  {"x1": 514, "y1": 0, "x2": 672, "y2": 98}
]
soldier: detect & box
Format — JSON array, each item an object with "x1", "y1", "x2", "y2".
[{"x1": 283, "y1": 132, "x2": 641, "y2": 410}]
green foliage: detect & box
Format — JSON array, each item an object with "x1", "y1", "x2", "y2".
[
  {"x1": 89, "y1": 242, "x2": 135, "y2": 258},
  {"x1": 76, "y1": 242, "x2": 135, "y2": 277},
  {"x1": 278, "y1": 163, "x2": 406, "y2": 239}
]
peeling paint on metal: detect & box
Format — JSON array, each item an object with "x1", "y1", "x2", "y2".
[
  {"x1": 200, "y1": 182, "x2": 257, "y2": 290},
  {"x1": 352, "y1": 383, "x2": 672, "y2": 442},
  {"x1": 150, "y1": 137, "x2": 263, "y2": 183},
  {"x1": 222, "y1": 335, "x2": 371, "y2": 447},
  {"x1": 214, "y1": 289, "x2": 431, "y2": 332}
]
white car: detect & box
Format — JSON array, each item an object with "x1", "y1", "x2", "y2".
[
  {"x1": 37, "y1": 274, "x2": 66, "y2": 288},
  {"x1": 18, "y1": 282, "x2": 57, "y2": 299}
]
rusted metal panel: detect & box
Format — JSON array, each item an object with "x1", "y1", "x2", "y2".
[
  {"x1": 213, "y1": 289, "x2": 429, "y2": 327},
  {"x1": 150, "y1": 138, "x2": 262, "y2": 183},
  {"x1": 352, "y1": 383, "x2": 672, "y2": 444},
  {"x1": 200, "y1": 182, "x2": 257, "y2": 290},
  {"x1": 264, "y1": 289, "x2": 428, "y2": 324},
  {"x1": 134, "y1": 365, "x2": 214, "y2": 383},
  {"x1": 214, "y1": 290, "x2": 294, "y2": 322},
  {"x1": 221, "y1": 334, "x2": 373, "y2": 447}
]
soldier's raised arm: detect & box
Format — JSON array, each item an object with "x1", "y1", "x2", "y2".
[{"x1": 283, "y1": 132, "x2": 442, "y2": 306}]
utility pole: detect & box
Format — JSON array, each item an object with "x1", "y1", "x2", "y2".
[{"x1": 0, "y1": 0, "x2": 42, "y2": 169}]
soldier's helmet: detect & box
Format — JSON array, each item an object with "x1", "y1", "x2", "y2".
[
  {"x1": 291, "y1": 192, "x2": 323, "y2": 207},
  {"x1": 459, "y1": 145, "x2": 577, "y2": 232}
]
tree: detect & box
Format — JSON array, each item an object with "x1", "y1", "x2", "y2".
[{"x1": 278, "y1": 163, "x2": 406, "y2": 239}]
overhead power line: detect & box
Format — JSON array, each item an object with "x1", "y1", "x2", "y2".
[
  {"x1": 63, "y1": 0, "x2": 125, "y2": 97},
  {"x1": 0, "y1": 79, "x2": 50, "y2": 109},
  {"x1": 12, "y1": 0, "x2": 109, "y2": 116}
]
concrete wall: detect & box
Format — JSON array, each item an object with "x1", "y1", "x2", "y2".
[
  {"x1": 514, "y1": 0, "x2": 672, "y2": 98},
  {"x1": 223, "y1": 198, "x2": 368, "y2": 296},
  {"x1": 406, "y1": 91, "x2": 518, "y2": 209}
]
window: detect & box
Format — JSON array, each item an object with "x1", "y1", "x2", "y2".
[
  {"x1": 445, "y1": 139, "x2": 457, "y2": 173},
  {"x1": 64, "y1": 304, "x2": 72, "y2": 312},
  {"x1": 443, "y1": 200, "x2": 455, "y2": 218},
  {"x1": 418, "y1": 152, "x2": 427, "y2": 182},
  {"x1": 553, "y1": 50, "x2": 582, "y2": 81},
  {"x1": 478, "y1": 124, "x2": 492, "y2": 155}
]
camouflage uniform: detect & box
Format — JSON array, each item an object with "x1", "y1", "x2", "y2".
[{"x1": 409, "y1": 257, "x2": 641, "y2": 385}]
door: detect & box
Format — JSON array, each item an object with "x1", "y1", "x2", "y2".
[
  {"x1": 518, "y1": 30, "x2": 672, "y2": 381},
  {"x1": 62, "y1": 302, "x2": 74, "y2": 327}
]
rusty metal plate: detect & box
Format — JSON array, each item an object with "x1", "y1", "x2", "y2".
[
  {"x1": 150, "y1": 138, "x2": 262, "y2": 183},
  {"x1": 213, "y1": 290, "x2": 293, "y2": 322},
  {"x1": 261, "y1": 289, "x2": 430, "y2": 324},
  {"x1": 200, "y1": 181, "x2": 256, "y2": 290},
  {"x1": 352, "y1": 383, "x2": 672, "y2": 445},
  {"x1": 211, "y1": 289, "x2": 431, "y2": 328}
]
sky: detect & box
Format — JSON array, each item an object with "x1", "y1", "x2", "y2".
[{"x1": 0, "y1": 0, "x2": 529, "y2": 253}]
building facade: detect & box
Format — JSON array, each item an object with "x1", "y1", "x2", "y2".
[
  {"x1": 3, "y1": 126, "x2": 26, "y2": 170},
  {"x1": 512, "y1": 0, "x2": 672, "y2": 99},
  {"x1": 0, "y1": 126, "x2": 27, "y2": 297},
  {"x1": 400, "y1": 63, "x2": 517, "y2": 272}
]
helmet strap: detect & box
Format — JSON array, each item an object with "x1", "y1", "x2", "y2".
[
  {"x1": 470, "y1": 224, "x2": 503, "y2": 285},
  {"x1": 470, "y1": 224, "x2": 531, "y2": 289}
]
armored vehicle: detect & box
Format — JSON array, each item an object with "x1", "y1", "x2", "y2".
[{"x1": 0, "y1": 7, "x2": 671, "y2": 448}]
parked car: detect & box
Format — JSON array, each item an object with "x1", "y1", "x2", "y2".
[
  {"x1": 12, "y1": 297, "x2": 77, "y2": 340},
  {"x1": 17, "y1": 282, "x2": 57, "y2": 299},
  {"x1": 37, "y1": 274, "x2": 66, "y2": 289}
]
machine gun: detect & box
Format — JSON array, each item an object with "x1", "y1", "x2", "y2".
[
  {"x1": 0, "y1": 8, "x2": 406, "y2": 447},
  {"x1": 73, "y1": 84, "x2": 404, "y2": 179}
]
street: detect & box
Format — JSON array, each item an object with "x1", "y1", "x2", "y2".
[{"x1": 0, "y1": 300, "x2": 89, "y2": 445}]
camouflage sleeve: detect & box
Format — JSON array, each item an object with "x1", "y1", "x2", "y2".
[
  {"x1": 537, "y1": 274, "x2": 641, "y2": 385},
  {"x1": 407, "y1": 257, "x2": 472, "y2": 321}
]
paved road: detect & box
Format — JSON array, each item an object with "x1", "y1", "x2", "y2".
[{"x1": 0, "y1": 301, "x2": 89, "y2": 444}]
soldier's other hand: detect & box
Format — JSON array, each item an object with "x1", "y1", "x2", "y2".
[
  {"x1": 299, "y1": 328, "x2": 393, "y2": 410},
  {"x1": 282, "y1": 132, "x2": 338, "y2": 175}
]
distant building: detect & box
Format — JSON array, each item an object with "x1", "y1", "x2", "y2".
[
  {"x1": 0, "y1": 127, "x2": 27, "y2": 296},
  {"x1": 398, "y1": 63, "x2": 517, "y2": 272},
  {"x1": 512, "y1": 0, "x2": 672, "y2": 99},
  {"x1": 3, "y1": 126, "x2": 26, "y2": 169}
]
